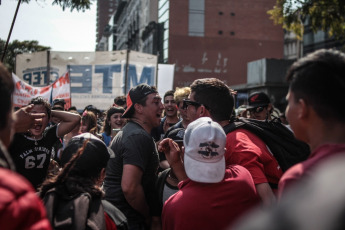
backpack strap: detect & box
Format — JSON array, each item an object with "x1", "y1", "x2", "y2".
[
  {"x1": 223, "y1": 118, "x2": 246, "y2": 134},
  {"x1": 155, "y1": 168, "x2": 171, "y2": 212},
  {"x1": 102, "y1": 200, "x2": 129, "y2": 230}
]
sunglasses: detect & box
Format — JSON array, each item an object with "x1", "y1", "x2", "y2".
[
  {"x1": 248, "y1": 106, "x2": 266, "y2": 114},
  {"x1": 182, "y1": 99, "x2": 202, "y2": 109},
  {"x1": 182, "y1": 99, "x2": 211, "y2": 111}
]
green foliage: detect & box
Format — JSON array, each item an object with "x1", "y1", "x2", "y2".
[
  {"x1": 0, "y1": 39, "x2": 50, "y2": 73},
  {"x1": 268, "y1": 0, "x2": 345, "y2": 40},
  {"x1": 21, "y1": 0, "x2": 93, "y2": 12}
]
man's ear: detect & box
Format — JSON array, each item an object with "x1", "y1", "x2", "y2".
[
  {"x1": 134, "y1": 103, "x2": 143, "y2": 114},
  {"x1": 298, "y1": 98, "x2": 309, "y2": 119},
  {"x1": 200, "y1": 105, "x2": 211, "y2": 118}
]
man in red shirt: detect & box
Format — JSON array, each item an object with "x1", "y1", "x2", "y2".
[
  {"x1": 278, "y1": 49, "x2": 345, "y2": 198},
  {"x1": 159, "y1": 117, "x2": 259, "y2": 230},
  {"x1": 184, "y1": 78, "x2": 282, "y2": 206}
]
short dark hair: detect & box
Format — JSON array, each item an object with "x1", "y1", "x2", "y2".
[
  {"x1": 68, "y1": 106, "x2": 77, "y2": 111},
  {"x1": 190, "y1": 78, "x2": 234, "y2": 122},
  {"x1": 0, "y1": 62, "x2": 14, "y2": 129},
  {"x1": 30, "y1": 96, "x2": 52, "y2": 119},
  {"x1": 164, "y1": 90, "x2": 175, "y2": 101},
  {"x1": 286, "y1": 49, "x2": 345, "y2": 123},
  {"x1": 114, "y1": 95, "x2": 126, "y2": 107}
]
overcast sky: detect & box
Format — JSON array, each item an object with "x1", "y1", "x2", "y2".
[{"x1": 0, "y1": 0, "x2": 96, "y2": 51}]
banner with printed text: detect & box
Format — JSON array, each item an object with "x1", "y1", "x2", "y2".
[
  {"x1": 12, "y1": 72, "x2": 71, "y2": 108},
  {"x1": 15, "y1": 51, "x2": 158, "y2": 110}
]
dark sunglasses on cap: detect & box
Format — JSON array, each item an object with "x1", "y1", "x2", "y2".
[
  {"x1": 182, "y1": 99, "x2": 210, "y2": 110},
  {"x1": 248, "y1": 106, "x2": 266, "y2": 114}
]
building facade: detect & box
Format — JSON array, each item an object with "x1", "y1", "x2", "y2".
[
  {"x1": 159, "y1": 0, "x2": 284, "y2": 88},
  {"x1": 303, "y1": 17, "x2": 345, "y2": 56},
  {"x1": 105, "y1": 0, "x2": 284, "y2": 89},
  {"x1": 96, "y1": 0, "x2": 117, "y2": 51},
  {"x1": 111, "y1": 0, "x2": 158, "y2": 54}
]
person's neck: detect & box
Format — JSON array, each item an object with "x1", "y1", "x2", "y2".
[
  {"x1": 166, "y1": 115, "x2": 179, "y2": 124},
  {"x1": 130, "y1": 117, "x2": 152, "y2": 134},
  {"x1": 308, "y1": 122, "x2": 345, "y2": 152},
  {"x1": 218, "y1": 120, "x2": 230, "y2": 127},
  {"x1": 182, "y1": 119, "x2": 190, "y2": 129}
]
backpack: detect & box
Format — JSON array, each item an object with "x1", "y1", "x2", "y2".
[
  {"x1": 43, "y1": 188, "x2": 106, "y2": 230},
  {"x1": 223, "y1": 117, "x2": 310, "y2": 172}
]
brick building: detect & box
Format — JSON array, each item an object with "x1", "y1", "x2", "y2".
[{"x1": 159, "y1": 0, "x2": 284, "y2": 88}]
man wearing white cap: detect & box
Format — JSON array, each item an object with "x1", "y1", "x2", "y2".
[{"x1": 159, "y1": 117, "x2": 259, "y2": 230}]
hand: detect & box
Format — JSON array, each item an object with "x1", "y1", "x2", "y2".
[
  {"x1": 158, "y1": 138, "x2": 182, "y2": 167},
  {"x1": 158, "y1": 138, "x2": 188, "y2": 181},
  {"x1": 14, "y1": 104, "x2": 46, "y2": 132}
]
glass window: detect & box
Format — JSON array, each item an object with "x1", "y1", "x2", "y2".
[
  {"x1": 164, "y1": 48, "x2": 169, "y2": 61},
  {"x1": 159, "y1": 0, "x2": 168, "y2": 9},
  {"x1": 303, "y1": 32, "x2": 313, "y2": 46},
  {"x1": 159, "y1": 1, "x2": 169, "y2": 13},
  {"x1": 189, "y1": 0, "x2": 205, "y2": 37},
  {"x1": 159, "y1": 9, "x2": 169, "y2": 22},
  {"x1": 314, "y1": 30, "x2": 326, "y2": 43}
]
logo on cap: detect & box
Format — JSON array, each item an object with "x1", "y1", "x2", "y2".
[
  {"x1": 198, "y1": 141, "x2": 220, "y2": 158},
  {"x1": 250, "y1": 94, "x2": 259, "y2": 102}
]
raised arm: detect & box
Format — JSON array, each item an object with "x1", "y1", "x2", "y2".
[{"x1": 52, "y1": 110, "x2": 81, "y2": 137}]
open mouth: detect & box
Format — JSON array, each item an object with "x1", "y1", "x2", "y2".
[
  {"x1": 34, "y1": 124, "x2": 42, "y2": 131},
  {"x1": 166, "y1": 108, "x2": 174, "y2": 112}
]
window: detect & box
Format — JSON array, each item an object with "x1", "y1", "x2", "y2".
[
  {"x1": 189, "y1": 0, "x2": 205, "y2": 37},
  {"x1": 158, "y1": 0, "x2": 170, "y2": 62}
]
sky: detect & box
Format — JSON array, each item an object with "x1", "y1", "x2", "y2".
[{"x1": 0, "y1": 0, "x2": 97, "y2": 52}]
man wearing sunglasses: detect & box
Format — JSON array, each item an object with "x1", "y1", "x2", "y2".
[
  {"x1": 246, "y1": 92, "x2": 273, "y2": 121},
  {"x1": 180, "y1": 78, "x2": 282, "y2": 206}
]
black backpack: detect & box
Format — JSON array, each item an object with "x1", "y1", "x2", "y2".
[
  {"x1": 223, "y1": 117, "x2": 310, "y2": 172},
  {"x1": 43, "y1": 188, "x2": 128, "y2": 230}
]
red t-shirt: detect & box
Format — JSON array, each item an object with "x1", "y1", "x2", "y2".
[
  {"x1": 162, "y1": 165, "x2": 259, "y2": 230},
  {"x1": 104, "y1": 212, "x2": 117, "y2": 230},
  {"x1": 278, "y1": 143, "x2": 345, "y2": 199},
  {"x1": 225, "y1": 128, "x2": 283, "y2": 186}
]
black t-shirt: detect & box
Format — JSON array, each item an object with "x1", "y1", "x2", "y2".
[
  {"x1": 104, "y1": 121, "x2": 159, "y2": 226},
  {"x1": 9, "y1": 125, "x2": 59, "y2": 189}
]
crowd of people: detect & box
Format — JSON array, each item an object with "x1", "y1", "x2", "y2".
[{"x1": 0, "y1": 48, "x2": 345, "y2": 230}]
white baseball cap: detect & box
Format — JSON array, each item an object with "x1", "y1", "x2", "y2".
[{"x1": 183, "y1": 117, "x2": 226, "y2": 183}]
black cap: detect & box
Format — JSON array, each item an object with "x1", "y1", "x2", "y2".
[
  {"x1": 166, "y1": 128, "x2": 185, "y2": 143},
  {"x1": 247, "y1": 92, "x2": 270, "y2": 109},
  {"x1": 60, "y1": 133, "x2": 113, "y2": 177},
  {"x1": 122, "y1": 84, "x2": 157, "y2": 118}
]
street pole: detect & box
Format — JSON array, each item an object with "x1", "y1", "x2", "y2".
[
  {"x1": 47, "y1": 50, "x2": 51, "y2": 85},
  {"x1": 125, "y1": 48, "x2": 130, "y2": 94},
  {"x1": 1, "y1": 0, "x2": 22, "y2": 62}
]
